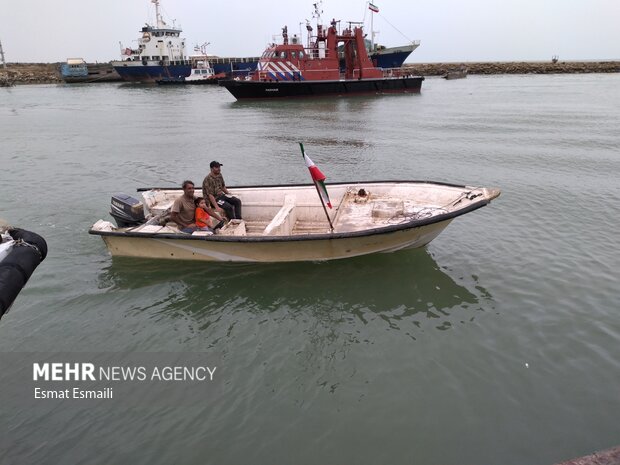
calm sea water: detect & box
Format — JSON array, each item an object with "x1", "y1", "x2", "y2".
[{"x1": 1, "y1": 74, "x2": 619, "y2": 465}]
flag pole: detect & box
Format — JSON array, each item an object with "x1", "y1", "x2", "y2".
[
  {"x1": 370, "y1": 4, "x2": 374, "y2": 51},
  {"x1": 313, "y1": 180, "x2": 334, "y2": 232},
  {"x1": 299, "y1": 143, "x2": 334, "y2": 232}
]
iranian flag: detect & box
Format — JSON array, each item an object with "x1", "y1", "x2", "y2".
[
  {"x1": 300, "y1": 143, "x2": 332, "y2": 209},
  {"x1": 368, "y1": 2, "x2": 379, "y2": 13}
]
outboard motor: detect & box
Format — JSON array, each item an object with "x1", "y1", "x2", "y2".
[{"x1": 110, "y1": 194, "x2": 146, "y2": 228}]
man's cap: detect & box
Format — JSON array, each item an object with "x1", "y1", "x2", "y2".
[{"x1": 210, "y1": 161, "x2": 222, "y2": 168}]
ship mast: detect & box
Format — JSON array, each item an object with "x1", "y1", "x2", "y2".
[
  {"x1": 368, "y1": 2, "x2": 376, "y2": 51},
  {"x1": 309, "y1": 2, "x2": 325, "y2": 53},
  {"x1": 152, "y1": 0, "x2": 166, "y2": 28},
  {"x1": 0, "y1": 39, "x2": 6, "y2": 69},
  {"x1": 312, "y1": 1, "x2": 323, "y2": 26}
]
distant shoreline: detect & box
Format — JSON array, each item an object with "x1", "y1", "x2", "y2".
[
  {"x1": 1, "y1": 61, "x2": 619, "y2": 85},
  {"x1": 403, "y1": 60, "x2": 620, "y2": 76}
]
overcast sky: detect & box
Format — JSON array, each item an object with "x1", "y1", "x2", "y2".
[{"x1": 1, "y1": 0, "x2": 619, "y2": 63}]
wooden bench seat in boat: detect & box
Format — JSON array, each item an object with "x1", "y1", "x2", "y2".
[
  {"x1": 219, "y1": 220, "x2": 247, "y2": 236},
  {"x1": 263, "y1": 195, "x2": 296, "y2": 236}
]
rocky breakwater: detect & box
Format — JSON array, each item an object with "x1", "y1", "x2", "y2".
[
  {"x1": 403, "y1": 61, "x2": 620, "y2": 76},
  {"x1": 1, "y1": 63, "x2": 62, "y2": 85},
  {"x1": 0, "y1": 73, "x2": 14, "y2": 87},
  {"x1": 3, "y1": 61, "x2": 619, "y2": 85}
]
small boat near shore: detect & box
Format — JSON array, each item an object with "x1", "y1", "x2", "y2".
[
  {"x1": 156, "y1": 59, "x2": 226, "y2": 85},
  {"x1": 219, "y1": 4, "x2": 424, "y2": 100},
  {"x1": 89, "y1": 180, "x2": 500, "y2": 263},
  {"x1": 0, "y1": 222, "x2": 48, "y2": 318},
  {"x1": 443, "y1": 66, "x2": 468, "y2": 80},
  {"x1": 60, "y1": 58, "x2": 122, "y2": 83}
]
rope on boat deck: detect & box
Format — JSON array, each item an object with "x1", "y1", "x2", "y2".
[
  {"x1": 14, "y1": 239, "x2": 44, "y2": 261},
  {"x1": 385, "y1": 188, "x2": 482, "y2": 225},
  {"x1": 450, "y1": 190, "x2": 483, "y2": 207},
  {"x1": 386, "y1": 207, "x2": 449, "y2": 225}
]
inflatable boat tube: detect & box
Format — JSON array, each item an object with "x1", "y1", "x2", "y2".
[{"x1": 0, "y1": 228, "x2": 47, "y2": 318}]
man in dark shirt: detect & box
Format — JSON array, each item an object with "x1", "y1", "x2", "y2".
[{"x1": 202, "y1": 161, "x2": 242, "y2": 220}]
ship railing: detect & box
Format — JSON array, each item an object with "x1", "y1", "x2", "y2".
[
  {"x1": 380, "y1": 67, "x2": 413, "y2": 78},
  {"x1": 304, "y1": 48, "x2": 335, "y2": 60},
  {"x1": 123, "y1": 57, "x2": 192, "y2": 66},
  {"x1": 209, "y1": 57, "x2": 261, "y2": 64},
  {"x1": 343, "y1": 68, "x2": 415, "y2": 79}
]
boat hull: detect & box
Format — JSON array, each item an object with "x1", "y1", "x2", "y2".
[
  {"x1": 96, "y1": 219, "x2": 452, "y2": 263},
  {"x1": 370, "y1": 44, "x2": 419, "y2": 68},
  {"x1": 443, "y1": 71, "x2": 468, "y2": 80},
  {"x1": 90, "y1": 180, "x2": 500, "y2": 263},
  {"x1": 156, "y1": 78, "x2": 220, "y2": 85},
  {"x1": 211, "y1": 60, "x2": 258, "y2": 77},
  {"x1": 219, "y1": 76, "x2": 424, "y2": 100},
  {"x1": 61, "y1": 63, "x2": 123, "y2": 83},
  {"x1": 112, "y1": 61, "x2": 192, "y2": 83},
  {"x1": 0, "y1": 228, "x2": 47, "y2": 317}
]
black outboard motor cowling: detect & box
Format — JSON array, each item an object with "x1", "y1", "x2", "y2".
[{"x1": 110, "y1": 194, "x2": 146, "y2": 228}]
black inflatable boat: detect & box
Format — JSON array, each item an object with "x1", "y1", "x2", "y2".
[{"x1": 0, "y1": 227, "x2": 48, "y2": 318}]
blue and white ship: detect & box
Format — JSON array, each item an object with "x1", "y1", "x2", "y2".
[
  {"x1": 112, "y1": 0, "x2": 191, "y2": 83},
  {"x1": 371, "y1": 43, "x2": 419, "y2": 68}
]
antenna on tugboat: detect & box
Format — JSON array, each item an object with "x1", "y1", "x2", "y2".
[{"x1": 312, "y1": 1, "x2": 323, "y2": 23}]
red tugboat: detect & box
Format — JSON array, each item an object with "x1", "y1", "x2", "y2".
[{"x1": 219, "y1": 6, "x2": 424, "y2": 100}]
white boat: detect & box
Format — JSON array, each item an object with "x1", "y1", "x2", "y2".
[
  {"x1": 186, "y1": 60, "x2": 215, "y2": 81},
  {"x1": 443, "y1": 66, "x2": 468, "y2": 80},
  {"x1": 111, "y1": 0, "x2": 191, "y2": 83},
  {"x1": 156, "y1": 58, "x2": 226, "y2": 85},
  {"x1": 0, "y1": 222, "x2": 47, "y2": 318},
  {"x1": 89, "y1": 181, "x2": 500, "y2": 263}
]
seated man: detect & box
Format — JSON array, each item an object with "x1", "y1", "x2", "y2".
[
  {"x1": 202, "y1": 161, "x2": 242, "y2": 220},
  {"x1": 170, "y1": 180, "x2": 199, "y2": 233}
]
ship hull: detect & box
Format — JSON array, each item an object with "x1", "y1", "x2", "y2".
[
  {"x1": 156, "y1": 77, "x2": 220, "y2": 85},
  {"x1": 371, "y1": 44, "x2": 419, "y2": 68},
  {"x1": 112, "y1": 61, "x2": 192, "y2": 83},
  {"x1": 211, "y1": 60, "x2": 258, "y2": 77},
  {"x1": 219, "y1": 76, "x2": 424, "y2": 100}
]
